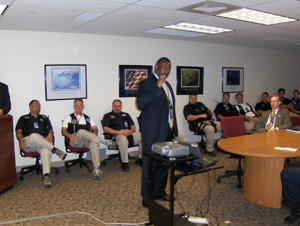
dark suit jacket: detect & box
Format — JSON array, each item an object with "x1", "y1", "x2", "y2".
[
  {"x1": 0, "y1": 82, "x2": 11, "y2": 114},
  {"x1": 137, "y1": 73, "x2": 178, "y2": 200},
  {"x1": 137, "y1": 73, "x2": 178, "y2": 151},
  {"x1": 254, "y1": 107, "x2": 291, "y2": 133}
]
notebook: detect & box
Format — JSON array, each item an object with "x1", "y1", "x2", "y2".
[{"x1": 173, "y1": 140, "x2": 218, "y2": 168}]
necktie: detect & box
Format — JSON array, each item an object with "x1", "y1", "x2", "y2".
[
  {"x1": 267, "y1": 110, "x2": 275, "y2": 130},
  {"x1": 164, "y1": 83, "x2": 173, "y2": 129}
]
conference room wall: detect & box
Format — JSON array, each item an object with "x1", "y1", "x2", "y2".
[{"x1": 0, "y1": 30, "x2": 299, "y2": 167}]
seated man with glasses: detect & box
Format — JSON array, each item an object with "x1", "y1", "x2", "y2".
[{"x1": 254, "y1": 94, "x2": 291, "y2": 133}]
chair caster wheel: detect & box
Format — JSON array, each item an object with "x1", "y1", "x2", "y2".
[
  {"x1": 19, "y1": 176, "x2": 24, "y2": 181},
  {"x1": 237, "y1": 184, "x2": 242, "y2": 189},
  {"x1": 103, "y1": 161, "x2": 107, "y2": 166},
  {"x1": 217, "y1": 178, "x2": 221, "y2": 183}
]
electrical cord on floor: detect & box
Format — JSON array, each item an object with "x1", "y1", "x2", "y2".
[
  {"x1": 195, "y1": 169, "x2": 220, "y2": 226},
  {"x1": 0, "y1": 211, "x2": 150, "y2": 226},
  {"x1": 76, "y1": 211, "x2": 149, "y2": 225},
  {"x1": 174, "y1": 163, "x2": 198, "y2": 214}
]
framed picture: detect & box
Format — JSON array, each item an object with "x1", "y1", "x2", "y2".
[
  {"x1": 176, "y1": 66, "x2": 204, "y2": 95},
  {"x1": 119, "y1": 65, "x2": 152, "y2": 97},
  {"x1": 45, "y1": 64, "x2": 87, "y2": 101},
  {"x1": 222, "y1": 67, "x2": 244, "y2": 93}
]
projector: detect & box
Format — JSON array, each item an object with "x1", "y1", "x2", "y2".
[{"x1": 151, "y1": 142, "x2": 190, "y2": 158}]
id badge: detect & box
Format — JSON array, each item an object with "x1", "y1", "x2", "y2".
[
  {"x1": 170, "y1": 108, "x2": 174, "y2": 118},
  {"x1": 34, "y1": 122, "x2": 39, "y2": 128}
]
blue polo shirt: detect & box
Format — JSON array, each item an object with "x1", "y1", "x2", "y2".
[{"x1": 291, "y1": 98, "x2": 300, "y2": 111}]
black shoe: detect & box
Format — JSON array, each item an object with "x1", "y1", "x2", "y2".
[
  {"x1": 204, "y1": 150, "x2": 216, "y2": 157},
  {"x1": 284, "y1": 209, "x2": 300, "y2": 224},
  {"x1": 159, "y1": 195, "x2": 171, "y2": 201},
  {"x1": 121, "y1": 163, "x2": 130, "y2": 172},
  {"x1": 142, "y1": 200, "x2": 149, "y2": 208},
  {"x1": 135, "y1": 158, "x2": 142, "y2": 166}
]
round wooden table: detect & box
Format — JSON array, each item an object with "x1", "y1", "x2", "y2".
[{"x1": 217, "y1": 128, "x2": 300, "y2": 208}]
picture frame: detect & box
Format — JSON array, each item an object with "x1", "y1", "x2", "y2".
[
  {"x1": 119, "y1": 65, "x2": 152, "y2": 97},
  {"x1": 222, "y1": 67, "x2": 244, "y2": 93},
  {"x1": 45, "y1": 64, "x2": 87, "y2": 101},
  {"x1": 176, "y1": 66, "x2": 204, "y2": 95}
]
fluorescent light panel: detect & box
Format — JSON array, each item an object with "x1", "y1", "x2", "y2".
[
  {"x1": 163, "y1": 23, "x2": 233, "y2": 34},
  {"x1": 216, "y1": 8, "x2": 296, "y2": 25},
  {"x1": 0, "y1": 5, "x2": 8, "y2": 15}
]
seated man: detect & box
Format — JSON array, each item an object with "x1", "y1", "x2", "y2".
[
  {"x1": 183, "y1": 94, "x2": 221, "y2": 157},
  {"x1": 16, "y1": 100, "x2": 67, "y2": 188},
  {"x1": 235, "y1": 93, "x2": 258, "y2": 127},
  {"x1": 255, "y1": 92, "x2": 271, "y2": 116},
  {"x1": 102, "y1": 99, "x2": 142, "y2": 172},
  {"x1": 214, "y1": 92, "x2": 253, "y2": 133},
  {"x1": 62, "y1": 99, "x2": 115, "y2": 180},
  {"x1": 291, "y1": 89, "x2": 300, "y2": 115},
  {"x1": 281, "y1": 167, "x2": 300, "y2": 224},
  {"x1": 278, "y1": 88, "x2": 294, "y2": 111},
  {"x1": 254, "y1": 94, "x2": 291, "y2": 133}
]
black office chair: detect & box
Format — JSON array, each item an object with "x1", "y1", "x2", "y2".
[
  {"x1": 188, "y1": 121, "x2": 206, "y2": 151},
  {"x1": 217, "y1": 116, "x2": 246, "y2": 188}
]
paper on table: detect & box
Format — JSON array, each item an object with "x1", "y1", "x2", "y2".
[{"x1": 274, "y1": 147, "x2": 297, "y2": 152}]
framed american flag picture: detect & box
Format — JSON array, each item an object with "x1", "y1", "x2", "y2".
[{"x1": 119, "y1": 65, "x2": 152, "y2": 97}]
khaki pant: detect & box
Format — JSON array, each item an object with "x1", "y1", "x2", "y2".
[
  {"x1": 116, "y1": 132, "x2": 142, "y2": 163},
  {"x1": 23, "y1": 133, "x2": 53, "y2": 175},
  {"x1": 197, "y1": 121, "x2": 222, "y2": 152},
  {"x1": 69, "y1": 129, "x2": 100, "y2": 167}
]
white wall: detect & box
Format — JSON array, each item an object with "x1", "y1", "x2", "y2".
[{"x1": 0, "y1": 30, "x2": 299, "y2": 167}]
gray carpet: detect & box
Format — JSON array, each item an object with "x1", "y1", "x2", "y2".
[{"x1": 0, "y1": 150, "x2": 298, "y2": 226}]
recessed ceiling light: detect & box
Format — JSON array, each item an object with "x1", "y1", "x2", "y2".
[
  {"x1": 216, "y1": 8, "x2": 297, "y2": 25},
  {"x1": 72, "y1": 12, "x2": 103, "y2": 22},
  {"x1": 0, "y1": 5, "x2": 8, "y2": 15},
  {"x1": 163, "y1": 23, "x2": 233, "y2": 34}
]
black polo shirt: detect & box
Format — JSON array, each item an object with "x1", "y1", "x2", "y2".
[
  {"x1": 15, "y1": 114, "x2": 52, "y2": 137},
  {"x1": 255, "y1": 101, "x2": 271, "y2": 112},
  {"x1": 214, "y1": 102, "x2": 239, "y2": 120},
  {"x1": 183, "y1": 102, "x2": 211, "y2": 123},
  {"x1": 102, "y1": 111, "x2": 134, "y2": 131}
]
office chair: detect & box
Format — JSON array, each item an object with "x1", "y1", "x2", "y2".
[
  {"x1": 64, "y1": 137, "x2": 92, "y2": 173},
  {"x1": 188, "y1": 121, "x2": 206, "y2": 151},
  {"x1": 290, "y1": 116, "x2": 300, "y2": 127},
  {"x1": 217, "y1": 116, "x2": 246, "y2": 188},
  {"x1": 19, "y1": 150, "x2": 59, "y2": 181}
]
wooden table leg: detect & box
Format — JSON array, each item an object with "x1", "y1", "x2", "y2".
[{"x1": 243, "y1": 156, "x2": 284, "y2": 209}]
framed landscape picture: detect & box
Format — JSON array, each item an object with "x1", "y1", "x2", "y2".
[
  {"x1": 45, "y1": 64, "x2": 87, "y2": 101},
  {"x1": 176, "y1": 66, "x2": 204, "y2": 95},
  {"x1": 222, "y1": 67, "x2": 244, "y2": 93}
]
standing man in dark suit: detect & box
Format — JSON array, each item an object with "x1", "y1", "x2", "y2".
[
  {"x1": 254, "y1": 94, "x2": 291, "y2": 133},
  {"x1": 137, "y1": 57, "x2": 178, "y2": 208},
  {"x1": 0, "y1": 82, "x2": 11, "y2": 115}
]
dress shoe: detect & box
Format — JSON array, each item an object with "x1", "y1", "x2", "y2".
[
  {"x1": 284, "y1": 209, "x2": 300, "y2": 224},
  {"x1": 142, "y1": 200, "x2": 149, "y2": 208},
  {"x1": 159, "y1": 195, "x2": 171, "y2": 201},
  {"x1": 135, "y1": 158, "x2": 142, "y2": 166},
  {"x1": 121, "y1": 163, "x2": 130, "y2": 172},
  {"x1": 204, "y1": 150, "x2": 216, "y2": 157}
]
